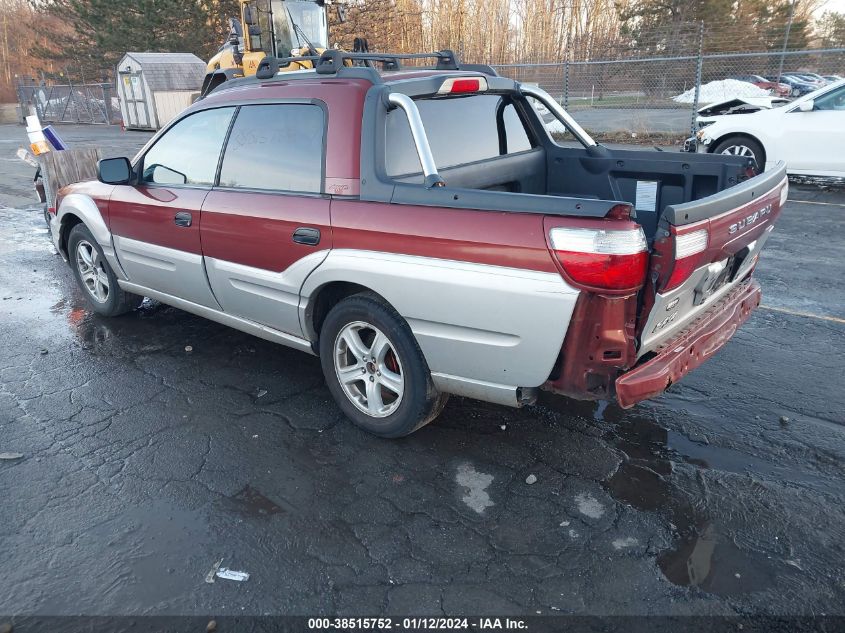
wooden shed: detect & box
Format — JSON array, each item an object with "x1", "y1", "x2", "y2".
[{"x1": 116, "y1": 52, "x2": 206, "y2": 130}]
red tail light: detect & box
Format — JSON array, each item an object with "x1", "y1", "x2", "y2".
[
  {"x1": 664, "y1": 228, "x2": 708, "y2": 291},
  {"x1": 549, "y1": 227, "x2": 648, "y2": 292}
]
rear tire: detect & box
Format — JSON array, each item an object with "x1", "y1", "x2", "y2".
[
  {"x1": 712, "y1": 136, "x2": 766, "y2": 173},
  {"x1": 319, "y1": 292, "x2": 447, "y2": 438},
  {"x1": 68, "y1": 223, "x2": 142, "y2": 317}
]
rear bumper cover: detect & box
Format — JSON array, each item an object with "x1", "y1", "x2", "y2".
[{"x1": 615, "y1": 278, "x2": 762, "y2": 408}]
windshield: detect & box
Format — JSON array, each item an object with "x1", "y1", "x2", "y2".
[{"x1": 271, "y1": 0, "x2": 327, "y2": 55}]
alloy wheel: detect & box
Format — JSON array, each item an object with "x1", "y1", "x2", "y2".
[
  {"x1": 75, "y1": 239, "x2": 110, "y2": 303},
  {"x1": 333, "y1": 321, "x2": 404, "y2": 418},
  {"x1": 720, "y1": 145, "x2": 756, "y2": 161}
]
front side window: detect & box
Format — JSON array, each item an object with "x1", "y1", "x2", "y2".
[
  {"x1": 813, "y1": 85, "x2": 845, "y2": 111},
  {"x1": 218, "y1": 104, "x2": 324, "y2": 193},
  {"x1": 385, "y1": 95, "x2": 533, "y2": 177},
  {"x1": 141, "y1": 107, "x2": 235, "y2": 186}
]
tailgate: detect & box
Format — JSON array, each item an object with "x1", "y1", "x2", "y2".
[{"x1": 637, "y1": 162, "x2": 788, "y2": 357}]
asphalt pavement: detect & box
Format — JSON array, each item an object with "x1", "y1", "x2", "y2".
[{"x1": 0, "y1": 124, "x2": 844, "y2": 625}]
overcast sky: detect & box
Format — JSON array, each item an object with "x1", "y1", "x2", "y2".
[{"x1": 814, "y1": 0, "x2": 845, "y2": 16}]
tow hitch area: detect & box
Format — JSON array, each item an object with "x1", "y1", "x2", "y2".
[{"x1": 615, "y1": 279, "x2": 762, "y2": 408}]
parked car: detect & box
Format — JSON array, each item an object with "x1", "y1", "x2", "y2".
[
  {"x1": 822, "y1": 75, "x2": 843, "y2": 82},
  {"x1": 784, "y1": 73, "x2": 826, "y2": 89},
  {"x1": 688, "y1": 79, "x2": 845, "y2": 178},
  {"x1": 729, "y1": 75, "x2": 791, "y2": 97},
  {"x1": 765, "y1": 74, "x2": 815, "y2": 97},
  {"x1": 49, "y1": 50, "x2": 787, "y2": 437},
  {"x1": 794, "y1": 72, "x2": 832, "y2": 86},
  {"x1": 694, "y1": 96, "x2": 790, "y2": 129}
]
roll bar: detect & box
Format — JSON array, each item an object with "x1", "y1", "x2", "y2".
[
  {"x1": 519, "y1": 84, "x2": 598, "y2": 148},
  {"x1": 386, "y1": 93, "x2": 445, "y2": 188}
]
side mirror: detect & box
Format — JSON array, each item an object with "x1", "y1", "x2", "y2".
[
  {"x1": 97, "y1": 157, "x2": 132, "y2": 185},
  {"x1": 798, "y1": 99, "x2": 814, "y2": 112},
  {"x1": 243, "y1": 4, "x2": 257, "y2": 25}
]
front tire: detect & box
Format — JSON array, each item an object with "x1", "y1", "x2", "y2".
[
  {"x1": 712, "y1": 136, "x2": 766, "y2": 173},
  {"x1": 319, "y1": 292, "x2": 447, "y2": 438},
  {"x1": 67, "y1": 223, "x2": 142, "y2": 317}
]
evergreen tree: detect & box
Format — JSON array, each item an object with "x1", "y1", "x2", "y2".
[
  {"x1": 616, "y1": 0, "x2": 814, "y2": 54},
  {"x1": 32, "y1": 0, "x2": 239, "y2": 79},
  {"x1": 817, "y1": 11, "x2": 845, "y2": 49}
]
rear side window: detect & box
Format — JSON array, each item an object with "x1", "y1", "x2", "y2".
[
  {"x1": 385, "y1": 95, "x2": 533, "y2": 177},
  {"x1": 141, "y1": 107, "x2": 235, "y2": 186},
  {"x1": 218, "y1": 104, "x2": 324, "y2": 193}
]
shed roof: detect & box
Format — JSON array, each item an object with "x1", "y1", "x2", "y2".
[{"x1": 120, "y1": 52, "x2": 206, "y2": 92}]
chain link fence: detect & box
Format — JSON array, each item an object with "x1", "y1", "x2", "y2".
[
  {"x1": 493, "y1": 48, "x2": 845, "y2": 143},
  {"x1": 16, "y1": 77, "x2": 120, "y2": 125}
]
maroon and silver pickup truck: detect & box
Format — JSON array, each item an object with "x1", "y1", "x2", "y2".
[{"x1": 50, "y1": 50, "x2": 786, "y2": 437}]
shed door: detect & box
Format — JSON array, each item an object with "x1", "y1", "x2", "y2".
[{"x1": 118, "y1": 70, "x2": 152, "y2": 129}]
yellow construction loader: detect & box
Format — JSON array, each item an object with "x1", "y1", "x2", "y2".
[{"x1": 202, "y1": 0, "x2": 356, "y2": 96}]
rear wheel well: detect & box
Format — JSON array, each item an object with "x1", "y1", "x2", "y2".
[{"x1": 308, "y1": 281, "x2": 373, "y2": 339}]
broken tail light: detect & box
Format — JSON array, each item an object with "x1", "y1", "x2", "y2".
[
  {"x1": 549, "y1": 226, "x2": 648, "y2": 293},
  {"x1": 664, "y1": 228, "x2": 709, "y2": 291}
]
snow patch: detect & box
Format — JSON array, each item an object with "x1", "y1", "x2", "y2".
[
  {"x1": 455, "y1": 463, "x2": 494, "y2": 514},
  {"x1": 674, "y1": 79, "x2": 770, "y2": 104},
  {"x1": 575, "y1": 492, "x2": 605, "y2": 519},
  {"x1": 545, "y1": 119, "x2": 568, "y2": 135},
  {"x1": 612, "y1": 537, "x2": 639, "y2": 550}
]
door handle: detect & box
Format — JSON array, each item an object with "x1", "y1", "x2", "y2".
[
  {"x1": 174, "y1": 211, "x2": 192, "y2": 227},
  {"x1": 292, "y1": 227, "x2": 320, "y2": 246}
]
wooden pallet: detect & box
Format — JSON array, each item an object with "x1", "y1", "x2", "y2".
[{"x1": 39, "y1": 147, "x2": 101, "y2": 209}]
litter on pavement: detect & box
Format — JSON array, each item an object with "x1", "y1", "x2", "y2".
[
  {"x1": 216, "y1": 568, "x2": 250, "y2": 582},
  {"x1": 204, "y1": 558, "x2": 223, "y2": 584}
]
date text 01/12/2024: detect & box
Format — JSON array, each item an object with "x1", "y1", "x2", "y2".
[{"x1": 307, "y1": 617, "x2": 528, "y2": 630}]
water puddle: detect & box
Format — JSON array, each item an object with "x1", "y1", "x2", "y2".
[
  {"x1": 78, "y1": 499, "x2": 212, "y2": 612},
  {"x1": 605, "y1": 414, "x2": 779, "y2": 596},
  {"x1": 658, "y1": 523, "x2": 778, "y2": 594},
  {"x1": 225, "y1": 485, "x2": 284, "y2": 518}
]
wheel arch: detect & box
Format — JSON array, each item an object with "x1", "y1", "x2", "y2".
[
  {"x1": 57, "y1": 212, "x2": 83, "y2": 258},
  {"x1": 56, "y1": 193, "x2": 127, "y2": 280},
  {"x1": 708, "y1": 131, "x2": 767, "y2": 162},
  {"x1": 299, "y1": 249, "x2": 580, "y2": 388},
  {"x1": 302, "y1": 280, "x2": 382, "y2": 343}
]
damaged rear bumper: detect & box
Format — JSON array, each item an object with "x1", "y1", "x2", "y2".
[{"x1": 615, "y1": 279, "x2": 762, "y2": 408}]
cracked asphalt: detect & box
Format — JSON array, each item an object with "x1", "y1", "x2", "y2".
[{"x1": 1, "y1": 125, "x2": 844, "y2": 620}]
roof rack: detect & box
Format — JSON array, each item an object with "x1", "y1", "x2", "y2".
[
  {"x1": 255, "y1": 55, "x2": 322, "y2": 79},
  {"x1": 317, "y1": 49, "x2": 460, "y2": 73},
  {"x1": 254, "y1": 49, "x2": 462, "y2": 80}
]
